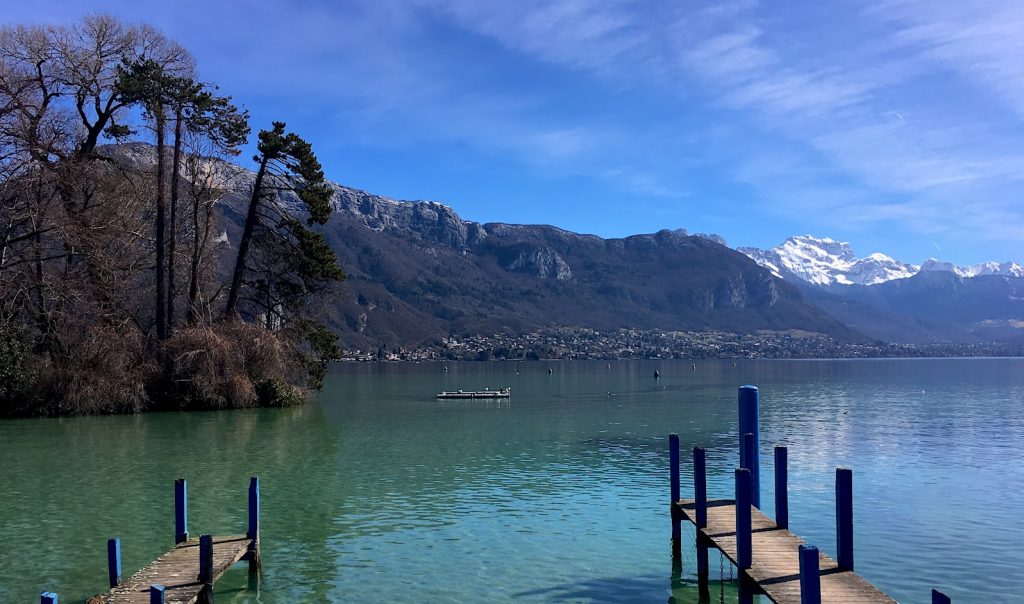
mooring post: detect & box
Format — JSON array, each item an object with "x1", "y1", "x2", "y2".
[
  {"x1": 836, "y1": 467, "x2": 854, "y2": 571},
  {"x1": 40, "y1": 592, "x2": 58, "y2": 604},
  {"x1": 198, "y1": 534, "x2": 214, "y2": 603},
  {"x1": 741, "y1": 432, "x2": 754, "y2": 472},
  {"x1": 107, "y1": 537, "x2": 121, "y2": 588},
  {"x1": 932, "y1": 589, "x2": 952, "y2": 604},
  {"x1": 247, "y1": 476, "x2": 261, "y2": 570},
  {"x1": 175, "y1": 478, "x2": 189, "y2": 544},
  {"x1": 798, "y1": 544, "x2": 821, "y2": 604},
  {"x1": 694, "y1": 446, "x2": 709, "y2": 586},
  {"x1": 738, "y1": 385, "x2": 760, "y2": 508},
  {"x1": 694, "y1": 447, "x2": 708, "y2": 529},
  {"x1": 775, "y1": 446, "x2": 789, "y2": 530},
  {"x1": 735, "y1": 467, "x2": 752, "y2": 570},
  {"x1": 150, "y1": 584, "x2": 165, "y2": 604},
  {"x1": 669, "y1": 434, "x2": 681, "y2": 540}
]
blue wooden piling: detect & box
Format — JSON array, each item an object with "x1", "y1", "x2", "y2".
[
  {"x1": 150, "y1": 584, "x2": 166, "y2": 604},
  {"x1": 175, "y1": 478, "x2": 188, "y2": 544},
  {"x1": 735, "y1": 467, "x2": 752, "y2": 570},
  {"x1": 836, "y1": 467, "x2": 854, "y2": 571},
  {"x1": 199, "y1": 534, "x2": 214, "y2": 584},
  {"x1": 932, "y1": 589, "x2": 952, "y2": 604},
  {"x1": 738, "y1": 385, "x2": 760, "y2": 508},
  {"x1": 694, "y1": 447, "x2": 707, "y2": 529},
  {"x1": 248, "y1": 476, "x2": 260, "y2": 541},
  {"x1": 775, "y1": 446, "x2": 789, "y2": 530},
  {"x1": 40, "y1": 592, "x2": 58, "y2": 604},
  {"x1": 694, "y1": 446, "x2": 709, "y2": 583},
  {"x1": 669, "y1": 434, "x2": 681, "y2": 542},
  {"x1": 107, "y1": 537, "x2": 121, "y2": 588},
  {"x1": 798, "y1": 544, "x2": 821, "y2": 604},
  {"x1": 742, "y1": 432, "x2": 755, "y2": 472}
]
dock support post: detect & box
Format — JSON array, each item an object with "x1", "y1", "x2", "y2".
[
  {"x1": 735, "y1": 467, "x2": 752, "y2": 570},
  {"x1": 150, "y1": 584, "x2": 165, "y2": 604},
  {"x1": 741, "y1": 432, "x2": 754, "y2": 473},
  {"x1": 694, "y1": 446, "x2": 709, "y2": 590},
  {"x1": 40, "y1": 592, "x2": 58, "y2": 604},
  {"x1": 775, "y1": 446, "x2": 788, "y2": 530},
  {"x1": 199, "y1": 534, "x2": 214, "y2": 603},
  {"x1": 107, "y1": 537, "x2": 121, "y2": 588},
  {"x1": 738, "y1": 385, "x2": 760, "y2": 508},
  {"x1": 836, "y1": 467, "x2": 854, "y2": 571},
  {"x1": 738, "y1": 577, "x2": 755, "y2": 604},
  {"x1": 669, "y1": 434, "x2": 681, "y2": 539},
  {"x1": 932, "y1": 589, "x2": 952, "y2": 604},
  {"x1": 247, "y1": 476, "x2": 261, "y2": 571},
  {"x1": 798, "y1": 545, "x2": 821, "y2": 604},
  {"x1": 175, "y1": 478, "x2": 188, "y2": 544}
]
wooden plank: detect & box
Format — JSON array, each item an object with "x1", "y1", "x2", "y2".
[
  {"x1": 104, "y1": 535, "x2": 251, "y2": 604},
  {"x1": 675, "y1": 499, "x2": 896, "y2": 604}
]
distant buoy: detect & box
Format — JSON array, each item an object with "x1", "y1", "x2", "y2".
[
  {"x1": 654, "y1": 370, "x2": 660, "y2": 379},
  {"x1": 692, "y1": 363, "x2": 696, "y2": 371},
  {"x1": 548, "y1": 367, "x2": 553, "y2": 374}
]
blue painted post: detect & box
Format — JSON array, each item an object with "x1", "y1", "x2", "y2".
[
  {"x1": 199, "y1": 534, "x2": 214, "y2": 584},
  {"x1": 836, "y1": 467, "x2": 854, "y2": 571},
  {"x1": 742, "y1": 432, "x2": 755, "y2": 472},
  {"x1": 738, "y1": 385, "x2": 760, "y2": 508},
  {"x1": 932, "y1": 589, "x2": 952, "y2": 604},
  {"x1": 735, "y1": 467, "x2": 752, "y2": 570},
  {"x1": 694, "y1": 447, "x2": 707, "y2": 529},
  {"x1": 248, "y1": 476, "x2": 260, "y2": 541},
  {"x1": 248, "y1": 476, "x2": 262, "y2": 571},
  {"x1": 107, "y1": 537, "x2": 121, "y2": 588},
  {"x1": 694, "y1": 447, "x2": 709, "y2": 585},
  {"x1": 40, "y1": 593, "x2": 58, "y2": 604},
  {"x1": 669, "y1": 434, "x2": 681, "y2": 543},
  {"x1": 150, "y1": 584, "x2": 165, "y2": 604},
  {"x1": 775, "y1": 446, "x2": 789, "y2": 530},
  {"x1": 798, "y1": 545, "x2": 821, "y2": 604},
  {"x1": 175, "y1": 478, "x2": 188, "y2": 544}
]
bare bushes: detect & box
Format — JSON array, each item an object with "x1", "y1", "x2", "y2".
[
  {"x1": 161, "y1": 321, "x2": 305, "y2": 409},
  {"x1": 55, "y1": 325, "x2": 152, "y2": 415}
]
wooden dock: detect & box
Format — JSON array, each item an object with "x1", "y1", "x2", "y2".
[
  {"x1": 668, "y1": 385, "x2": 955, "y2": 604},
  {"x1": 674, "y1": 499, "x2": 895, "y2": 604},
  {"x1": 104, "y1": 535, "x2": 254, "y2": 604}
]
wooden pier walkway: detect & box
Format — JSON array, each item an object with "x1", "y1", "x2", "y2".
[
  {"x1": 674, "y1": 499, "x2": 895, "y2": 604},
  {"x1": 104, "y1": 535, "x2": 254, "y2": 604}
]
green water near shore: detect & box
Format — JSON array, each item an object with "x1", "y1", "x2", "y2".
[{"x1": 2, "y1": 358, "x2": 1023, "y2": 602}]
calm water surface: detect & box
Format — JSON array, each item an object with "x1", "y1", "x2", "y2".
[{"x1": 2, "y1": 359, "x2": 1023, "y2": 603}]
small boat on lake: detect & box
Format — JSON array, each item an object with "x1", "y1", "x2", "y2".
[{"x1": 437, "y1": 387, "x2": 511, "y2": 399}]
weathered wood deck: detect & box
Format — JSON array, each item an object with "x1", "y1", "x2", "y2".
[
  {"x1": 104, "y1": 535, "x2": 253, "y2": 604},
  {"x1": 675, "y1": 499, "x2": 896, "y2": 604}
]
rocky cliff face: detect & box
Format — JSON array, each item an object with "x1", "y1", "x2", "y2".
[{"x1": 101, "y1": 143, "x2": 859, "y2": 349}]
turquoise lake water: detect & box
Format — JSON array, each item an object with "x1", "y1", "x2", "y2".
[{"x1": 2, "y1": 358, "x2": 1023, "y2": 603}]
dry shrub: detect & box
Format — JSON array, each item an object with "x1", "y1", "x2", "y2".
[
  {"x1": 162, "y1": 321, "x2": 303, "y2": 409},
  {"x1": 56, "y1": 325, "x2": 152, "y2": 414}
]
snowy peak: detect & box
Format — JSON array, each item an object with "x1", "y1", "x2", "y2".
[
  {"x1": 741, "y1": 235, "x2": 1022, "y2": 286},
  {"x1": 920, "y1": 259, "x2": 1024, "y2": 279},
  {"x1": 739, "y1": 235, "x2": 916, "y2": 286}
]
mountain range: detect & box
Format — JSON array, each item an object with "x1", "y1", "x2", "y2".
[
  {"x1": 106, "y1": 144, "x2": 1024, "y2": 350},
  {"x1": 737, "y1": 235, "x2": 1024, "y2": 343}
]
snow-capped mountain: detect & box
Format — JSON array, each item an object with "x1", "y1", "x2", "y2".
[
  {"x1": 738, "y1": 236, "x2": 917, "y2": 286},
  {"x1": 919, "y1": 259, "x2": 1024, "y2": 279},
  {"x1": 740, "y1": 235, "x2": 1023, "y2": 286}
]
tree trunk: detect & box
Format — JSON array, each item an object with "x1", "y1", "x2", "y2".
[
  {"x1": 155, "y1": 108, "x2": 167, "y2": 340},
  {"x1": 224, "y1": 155, "x2": 269, "y2": 318},
  {"x1": 187, "y1": 175, "x2": 202, "y2": 325},
  {"x1": 167, "y1": 107, "x2": 183, "y2": 332}
]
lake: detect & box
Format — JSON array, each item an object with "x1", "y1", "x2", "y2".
[{"x1": 2, "y1": 358, "x2": 1022, "y2": 603}]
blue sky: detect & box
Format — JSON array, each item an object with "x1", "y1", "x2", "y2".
[{"x1": 10, "y1": 0, "x2": 1024, "y2": 265}]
